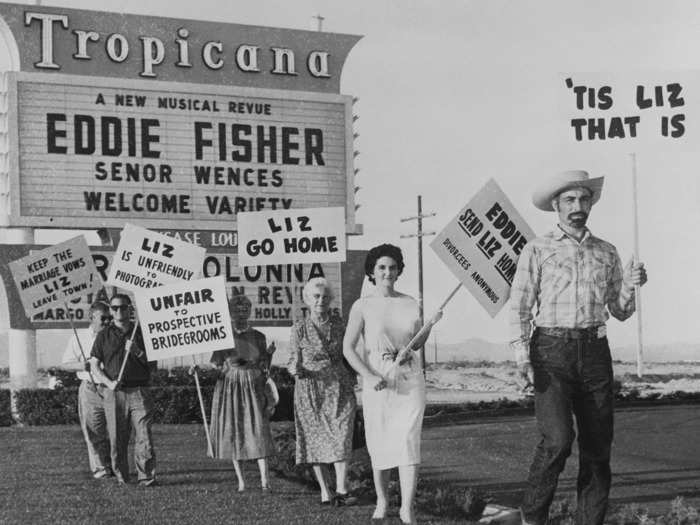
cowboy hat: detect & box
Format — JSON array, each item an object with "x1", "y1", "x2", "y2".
[{"x1": 532, "y1": 170, "x2": 604, "y2": 211}]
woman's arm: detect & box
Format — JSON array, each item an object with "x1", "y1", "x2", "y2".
[
  {"x1": 342, "y1": 301, "x2": 384, "y2": 388},
  {"x1": 288, "y1": 324, "x2": 304, "y2": 378}
]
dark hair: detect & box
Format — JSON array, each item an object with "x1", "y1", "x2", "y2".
[
  {"x1": 228, "y1": 294, "x2": 252, "y2": 308},
  {"x1": 364, "y1": 244, "x2": 405, "y2": 284},
  {"x1": 89, "y1": 301, "x2": 109, "y2": 315},
  {"x1": 110, "y1": 293, "x2": 131, "y2": 306}
]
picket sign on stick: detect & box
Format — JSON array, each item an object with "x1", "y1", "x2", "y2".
[
  {"x1": 192, "y1": 356, "x2": 214, "y2": 457},
  {"x1": 385, "y1": 282, "x2": 462, "y2": 377},
  {"x1": 108, "y1": 223, "x2": 207, "y2": 386},
  {"x1": 115, "y1": 321, "x2": 141, "y2": 385},
  {"x1": 64, "y1": 300, "x2": 102, "y2": 391},
  {"x1": 631, "y1": 154, "x2": 644, "y2": 378}
]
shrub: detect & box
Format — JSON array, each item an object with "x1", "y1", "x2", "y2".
[
  {"x1": 13, "y1": 388, "x2": 80, "y2": 425},
  {"x1": 0, "y1": 389, "x2": 12, "y2": 426},
  {"x1": 9, "y1": 381, "x2": 296, "y2": 426},
  {"x1": 665, "y1": 496, "x2": 700, "y2": 524},
  {"x1": 150, "y1": 367, "x2": 221, "y2": 387},
  {"x1": 548, "y1": 497, "x2": 575, "y2": 524},
  {"x1": 415, "y1": 481, "x2": 487, "y2": 520},
  {"x1": 151, "y1": 386, "x2": 213, "y2": 424}
]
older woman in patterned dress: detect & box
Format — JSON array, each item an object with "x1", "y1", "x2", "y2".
[{"x1": 289, "y1": 277, "x2": 358, "y2": 506}]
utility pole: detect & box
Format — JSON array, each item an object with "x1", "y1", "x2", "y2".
[
  {"x1": 433, "y1": 331, "x2": 438, "y2": 364},
  {"x1": 401, "y1": 195, "x2": 435, "y2": 374}
]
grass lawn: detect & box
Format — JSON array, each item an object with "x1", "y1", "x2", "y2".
[{"x1": 0, "y1": 424, "x2": 465, "y2": 525}]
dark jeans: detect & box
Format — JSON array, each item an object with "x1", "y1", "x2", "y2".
[
  {"x1": 521, "y1": 331, "x2": 614, "y2": 525},
  {"x1": 103, "y1": 386, "x2": 156, "y2": 483}
]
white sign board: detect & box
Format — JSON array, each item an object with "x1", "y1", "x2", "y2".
[
  {"x1": 134, "y1": 276, "x2": 234, "y2": 361},
  {"x1": 8, "y1": 235, "x2": 102, "y2": 317},
  {"x1": 107, "y1": 223, "x2": 206, "y2": 291},
  {"x1": 558, "y1": 71, "x2": 695, "y2": 150},
  {"x1": 430, "y1": 179, "x2": 535, "y2": 317},
  {"x1": 237, "y1": 206, "x2": 347, "y2": 267}
]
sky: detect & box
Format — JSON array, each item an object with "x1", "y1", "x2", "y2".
[{"x1": 3, "y1": 0, "x2": 700, "y2": 356}]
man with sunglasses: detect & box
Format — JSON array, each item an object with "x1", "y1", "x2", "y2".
[
  {"x1": 61, "y1": 301, "x2": 112, "y2": 479},
  {"x1": 90, "y1": 294, "x2": 156, "y2": 486}
]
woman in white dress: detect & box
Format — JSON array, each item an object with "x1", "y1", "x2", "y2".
[{"x1": 343, "y1": 244, "x2": 441, "y2": 524}]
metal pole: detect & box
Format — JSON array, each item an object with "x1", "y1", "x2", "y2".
[
  {"x1": 631, "y1": 154, "x2": 643, "y2": 378},
  {"x1": 417, "y1": 196, "x2": 425, "y2": 372}
]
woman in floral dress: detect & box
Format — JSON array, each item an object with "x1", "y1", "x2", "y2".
[{"x1": 289, "y1": 277, "x2": 357, "y2": 505}]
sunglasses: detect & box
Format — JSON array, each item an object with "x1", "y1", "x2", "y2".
[
  {"x1": 99, "y1": 315, "x2": 112, "y2": 322},
  {"x1": 110, "y1": 304, "x2": 129, "y2": 311}
]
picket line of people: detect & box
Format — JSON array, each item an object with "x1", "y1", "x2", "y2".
[{"x1": 58, "y1": 170, "x2": 649, "y2": 525}]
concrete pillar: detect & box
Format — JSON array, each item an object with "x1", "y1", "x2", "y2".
[
  {"x1": 8, "y1": 329, "x2": 37, "y2": 389},
  {"x1": 0, "y1": 227, "x2": 37, "y2": 390}
]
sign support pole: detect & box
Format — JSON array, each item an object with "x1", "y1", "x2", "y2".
[
  {"x1": 631, "y1": 153, "x2": 644, "y2": 378},
  {"x1": 192, "y1": 356, "x2": 214, "y2": 457},
  {"x1": 116, "y1": 321, "x2": 140, "y2": 385},
  {"x1": 64, "y1": 300, "x2": 101, "y2": 392},
  {"x1": 387, "y1": 282, "x2": 461, "y2": 374}
]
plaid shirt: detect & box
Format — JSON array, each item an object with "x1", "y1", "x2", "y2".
[{"x1": 509, "y1": 226, "x2": 635, "y2": 364}]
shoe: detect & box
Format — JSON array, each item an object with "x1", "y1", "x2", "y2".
[
  {"x1": 320, "y1": 499, "x2": 332, "y2": 506},
  {"x1": 138, "y1": 478, "x2": 156, "y2": 487},
  {"x1": 334, "y1": 493, "x2": 358, "y2": 507},
  {"x1": 93, "y1": 469, "x2": 109, "y2": 479}
]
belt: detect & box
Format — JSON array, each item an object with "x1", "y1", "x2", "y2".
[{"x1": 536, "y1": 326, "x2": 605, "y2": 341}]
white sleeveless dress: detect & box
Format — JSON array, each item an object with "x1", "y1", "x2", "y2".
[{"x1": 359, "y1": 293, "x2": 426, "y2": 469}]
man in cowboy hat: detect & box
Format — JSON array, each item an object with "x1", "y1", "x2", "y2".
[{"x1": 510, "y1": 170, "x2": 647, "y2": 525}]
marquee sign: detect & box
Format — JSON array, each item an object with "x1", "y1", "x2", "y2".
[
  {"x1": 0, "y1": 3, "x2": 360, "y2": 92},
  {"x1": 3, "y1": 72, "x2": 356, "y2": 230},
  {"x1": 0, "y1": 3, "x2": 361, "y2": 231}
]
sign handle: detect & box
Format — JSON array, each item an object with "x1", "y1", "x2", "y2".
[
  {"x1": 192, "y1": 356, "x2": 214, "y2": 457},
  {"x1": 387, "y1": 282, "x2": 462, "y2": 374},
  {"x1": 64, "y1": 300, "x2": 101, "y2": 394},
  {"x1": 115, "y1": 320, "x2": 140, "y2": 385},
  {"x1": 631, "y1": 154, "x2": 644, "y2": 378}
]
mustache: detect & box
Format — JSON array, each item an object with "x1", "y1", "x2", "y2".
[{"x1": 568, "y1": 212, "x2": 588, "y2": 221}]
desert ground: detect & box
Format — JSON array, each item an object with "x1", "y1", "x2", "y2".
[{"x1": 423, "y1": 361, "x2": 700, "y2": 403}]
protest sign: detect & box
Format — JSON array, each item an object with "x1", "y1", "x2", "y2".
[
  {"x1": 237, "y1": 207, "x2": 347, "y2": 267},
  {"x1": 558, "y1": 71, "x2": 696, "y2": 150},
  {"x1": 8, "y1": 236, "x2": 102, "y2": 317},
  {"x1": 134, "y1": 276, "x2": 234, "y2": 361},
  {"x1": 430, "y1": 179, "x2": 535, "y2": 317},
  {"x1": 107, "y1": 223, "x2": 206, "y2": 291}
]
